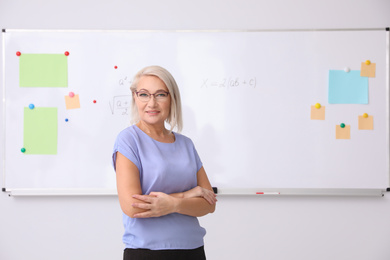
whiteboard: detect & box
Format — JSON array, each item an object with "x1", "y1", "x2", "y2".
[{"x1": 2, "y1": 29, "x2": 389, "y2": 193}]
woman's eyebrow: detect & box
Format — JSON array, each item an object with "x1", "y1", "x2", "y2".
[{"x1": 137, "y1": 89, "x2": 167, "y2": 92}]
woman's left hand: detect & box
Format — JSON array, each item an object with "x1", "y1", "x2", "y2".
[
  {"x1": 184, "y1": 186, "x2": 217, "y2": 205},
  {"x1": 131, "y1": 192, "x2": 178, "y2": 218}
]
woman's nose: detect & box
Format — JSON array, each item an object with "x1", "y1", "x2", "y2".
[{"x1": 147, "y1": 95, "x2": 157, "y2": 106}]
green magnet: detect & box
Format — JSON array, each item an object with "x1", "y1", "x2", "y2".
[
  {"x1": 340, "y1": 123, "x2": 345, "y2": 128},
  {"x1": 21, "y1": 148, "x2": 26, "y2": 153}
]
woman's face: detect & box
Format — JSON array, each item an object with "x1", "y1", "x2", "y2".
[{"x1": 134, "y1": 75, "x2": 171, "y2": 127}]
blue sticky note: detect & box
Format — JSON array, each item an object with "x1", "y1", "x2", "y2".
[{"x1": 328, "y1": 70, "x2": 368, "y2": 104}]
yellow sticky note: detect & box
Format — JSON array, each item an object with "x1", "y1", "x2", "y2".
[
  {"x1": 310, "y1": 105, "x2": 325, "y2": 120},
  {"x1": 358, "y1": 115, "x2": 374, "y2": 130},
  {"x1": 65, "y1": 94, "x2": 80, "y2": 109},
  {"x1": 336, "y1": 125, "x2": 350, "y2": 139},
  {"x1": 360, "y1": 62, "x2": 376, "y2": 77}
]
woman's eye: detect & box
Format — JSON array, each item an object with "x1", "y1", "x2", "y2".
[{"x1": 139, "y1": 93, "x2": 149, "y2": 97}]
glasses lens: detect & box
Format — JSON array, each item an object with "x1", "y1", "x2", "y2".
[
  {"x1": 155, "y1": 91, "x2": 169, "y2": 100},
  {"x1": 137, "y1": 92, "x2": 150, "y2": 102}
]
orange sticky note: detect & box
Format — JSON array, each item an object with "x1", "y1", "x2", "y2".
[
  {"x1": 358, "y1": 115, "x2": 374, "y2": 130},
  {"x1": 65, "y1": 94, "x2": 80, "y2": 109},
  {"x1": 336, "y1": 125, "x2": 350, "y2": 139},
  {"x1": 310, "y1": 105, "x2": 325, "y2": 120},
  {"x1": 360, "y1": 62, "x2": 376, "y2": 77}
]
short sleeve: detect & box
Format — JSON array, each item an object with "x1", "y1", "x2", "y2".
[
  {"x1": 112, "y1": 128, "x2": 141, "y2": 172},
  {"x1": 192, "y1": 141, "x2": 203, "y2": 172}
]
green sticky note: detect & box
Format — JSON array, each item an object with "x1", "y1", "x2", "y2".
[
  {"x1": 19, "y1": 54, "x2": 68, "y2": 87},
  {"x1": 23, "y1": 107, "x2": 58, "y2": 154}
]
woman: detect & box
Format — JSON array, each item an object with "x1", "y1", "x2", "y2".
[{"x1": 113, "y1": 65, "x2": 217, "y2": 260}]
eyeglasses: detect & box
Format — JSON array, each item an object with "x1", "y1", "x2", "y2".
[{"x1": 135, "y1": 90, "x2": 170, "y2": 102}]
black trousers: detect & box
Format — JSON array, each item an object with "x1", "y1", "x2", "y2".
[{"x1": 123, "y1": 246, "x2": 206, "y2": 260}]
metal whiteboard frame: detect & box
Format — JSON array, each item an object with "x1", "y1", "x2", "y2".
[
  {"x1": 2, "y1": 29, "x2": 6, "y2": 195},
  {"x1": 2, "y1": 188, "x2": 386, "y2": 197}
]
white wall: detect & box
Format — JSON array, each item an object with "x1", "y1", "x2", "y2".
[{"x1": 1, "y1": 0, "x2": 390, "y2": 259}]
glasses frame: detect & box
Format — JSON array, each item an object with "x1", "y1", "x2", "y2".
[{"x1": 134, "y1": 91, "x2": 170, "y2": 102}]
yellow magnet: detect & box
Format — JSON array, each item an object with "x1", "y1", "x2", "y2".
[
  {"x1": 365, "y1": 60, "x2": 371, "y2": 65},
  {"x1": 363, "y1": 113, "x2": 368, "y2": 118},
  {"x1": 315, "y1": 103, "x2": 321, "y2": 109}
]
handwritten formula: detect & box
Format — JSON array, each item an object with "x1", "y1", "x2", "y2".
[
  {"x1": 201, "y1": 77, "x2": 257, "y2": 89},
  {"x1": 118, "y1": 76, "x2": 132, "y2": 87},
  {"x1": 109, "y1": 95, "x2": 132, "y2": 115}
]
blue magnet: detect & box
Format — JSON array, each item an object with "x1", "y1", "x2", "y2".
[
  {"x1": 29, "y1": 104, "x2": 35, "y2": 109},
  {"x1": 65, "y1": 118, "x2": 69, "y2": 122}
]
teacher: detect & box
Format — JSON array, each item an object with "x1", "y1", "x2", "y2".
[{"x1": 113, "y1": 65, "x2": 217, "y2": 260}]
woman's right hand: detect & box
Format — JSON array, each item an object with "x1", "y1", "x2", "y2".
[{"x1": 184, "y1": 186, "x2": 217, "y2": 205}]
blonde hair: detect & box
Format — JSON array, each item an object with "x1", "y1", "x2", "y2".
[{"x1": 129, "y1": 66, "x2": 183, "y2": 133}]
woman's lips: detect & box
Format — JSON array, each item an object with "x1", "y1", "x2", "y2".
[{"x1": 146, "y1": 110, "x2": 160, "y2": 115}]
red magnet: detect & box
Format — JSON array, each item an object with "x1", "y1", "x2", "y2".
[
  {"x1": 114, "y1": 66, "x2": 118, "y2": 69},
  {"x1": 64, "y1": 51, "x2": 70, "y2": 56},
  {"x1": 93, "y1": 100, "x2": 97, "y2": 103},
  {"x1": 16, "y1": 51, "x2": 21, "y2": 56}
]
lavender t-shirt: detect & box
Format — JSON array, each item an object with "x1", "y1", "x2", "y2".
[{"x1": 112, "y1": 125, "x2": 206, "y2": 250}]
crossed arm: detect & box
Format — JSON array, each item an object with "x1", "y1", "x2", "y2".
[{"x1": 115, "y1": 151, "x2": 217, "y2": 218}]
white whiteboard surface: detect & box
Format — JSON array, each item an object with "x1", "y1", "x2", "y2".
[{"x1": 2, "y1": 29, "x2": 389, "y2": 193}]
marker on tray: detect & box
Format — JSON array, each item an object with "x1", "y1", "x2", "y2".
[{"x1": 256, "y1": 192, "x2": 280, "y2": 195}]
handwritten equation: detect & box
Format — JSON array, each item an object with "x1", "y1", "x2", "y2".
[
  {"x1": 201, "y1": 77, "x2": 257, "y2": 89},
  {"x1": 118, "y1": 76, "x2": 133, "y2": 87},
  {"x1": 109, "y1": 95, "x2": 132, "y2": 115},
  {"x1": 111, "y1": 76, "x2": 132, "y2": 115}
]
